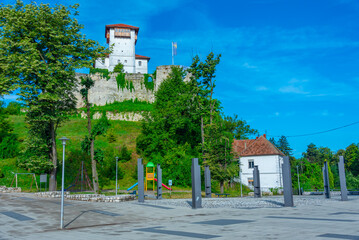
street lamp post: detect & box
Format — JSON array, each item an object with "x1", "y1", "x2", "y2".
[
  {"x1": 239, "y1": 158, "x2": 243, "y2": 198},
  {"x1": 59, "y1": 137, "x2": 69, "y2": 230},
  {"x1": 115, "y1": 157, "x2": 119, "y2": 196},
  {"x1": 296, "y1": 165, "x2": 301, "y2": 195}
]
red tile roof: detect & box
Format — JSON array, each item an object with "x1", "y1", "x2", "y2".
[
  {"x1": 135, "y1": 54, "x2": 150, "y2": 60},
  {"x1": 232, "y1": 135, "x2": 284, "y2": 157},
  {"x1": 105, "y1": 23, "x2": 139, "y2": 37}
]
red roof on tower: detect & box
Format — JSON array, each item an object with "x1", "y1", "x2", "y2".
[
  {"x1": 105, "y1": 23, "x2": 139, "y2": 37},
  {"x1": 135, "y1": 54, "x2": 150, "y2": 60}
]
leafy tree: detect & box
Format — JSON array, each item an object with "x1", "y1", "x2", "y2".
[
  {"x1": 136, "y1": 66, "x2": 201, "y2": 186},
  {"x1": 318, "y1": 147, "x2": 334, "y2": 165},
  {"x1": 119, "y1": 145, "x2": 132, "y2": 163},
  {"x1": 80, "y1": 75, "x2": 110, "y2": 193},
  {"x1": 113, "y1": 62, "x2": 124, "y2": 73},
  {"x1": 0, "y1": 1, "x2": 107, "y2": 190},
  {"x1": 346, "y1": 171, "x2": 359, "y2": 189},
  {"x1": 0, "y1": 101, "x2": 18, "y2": 159},
  {"x1": 137, "y1": 66, "x2": 201, "y2": 159},
  {"x1": 277, "y1": 136, "x2": 292, "y2": 156},
  {"x1": 203, "y1": 119, "x2": 238, "y2": 193},
  {"x1": 5, "y1": 101, "x2": 22, "y2": 115},
  {"x1": 303, "y1": 143, "x2": 319, "y2": 163},
  {"x1": 345, "y1": 144, "x2": 359, "y2": 176},
  {"x1": 223, "y1": 114, "x2": 258, "y2": 139},
  {"x1": 269, "y1": 137, "x2": 277, "y2": 147}
]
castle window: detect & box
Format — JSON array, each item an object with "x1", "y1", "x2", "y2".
[
  {"x1": 125, "y1": 60, "x2": 127, "y2": 63},
  {"x1": 138, "y1": 61, "x2": 142, "y2": 66},
  {"x1": 117, "y1": 60, "x2": 121, "y2": 64}
]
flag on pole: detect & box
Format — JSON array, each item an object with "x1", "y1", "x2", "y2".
[{"x1": 172, "y1": 42, "x2": 177, "y2": 56}]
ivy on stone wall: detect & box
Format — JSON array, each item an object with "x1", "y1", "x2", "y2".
[
  {"x1": 116, "y1": 73, "x2": 135, "y2": 92},
  {"x1": 90, "y1": 68, "x2": 111, "y2": 80},
  {"x1": 144, "y1": 74, "x2": 154, "y2": 91},
  {"x1": 116, "y1": 73, "x2": 126, "y2": 90}
]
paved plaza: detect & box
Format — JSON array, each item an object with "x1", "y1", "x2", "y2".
[{"x1": 0, "y1": 192, "x2": 358, "y2": 239}]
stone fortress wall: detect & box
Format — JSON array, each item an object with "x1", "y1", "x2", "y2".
[{"x1": 75, "y1": 65, "x2": 189, "y2": 109}]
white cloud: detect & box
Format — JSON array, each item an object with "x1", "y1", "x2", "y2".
[
  {"x1": 242, "y1": 62, "x2": 258, "y2": 69},
  {"x1": 279, "y1": 85, "x2": 309, "y2": 94},
  {"x1": 255, "y1": 86, "x2": 268, "y2": 91}
]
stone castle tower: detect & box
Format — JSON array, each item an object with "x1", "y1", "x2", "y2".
[{"x1": 94, "y1": 23, "x2": 150, "y2": 74}]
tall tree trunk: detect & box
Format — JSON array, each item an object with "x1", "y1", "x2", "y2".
[
  {"x1": 220, "y1": 181, "x2": 224, "y2": 194},
  {"x1": 86, "y1": 98, "x2": 99, "y2": 193},
  {"x1": 49, "y1": 121, "x2": 57, "y2": 191},
  {"x1": 91, "y1": 139, "x2": 99, "y2": 193}
]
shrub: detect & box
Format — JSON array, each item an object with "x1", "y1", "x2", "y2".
[{"x1": 0, "y1": 134, "x2": 18, "y2": 159}]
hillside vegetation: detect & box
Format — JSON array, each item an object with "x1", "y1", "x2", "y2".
[{"x1": 1, "y1": 115, "x2": 143, "y2": 191}]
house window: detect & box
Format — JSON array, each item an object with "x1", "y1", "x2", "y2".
[
  {"x1": 248, "y1": 159, "x2": 254, "y2": 169},
  {"x1": 125, "y1": 60, "x2": 127, "y2": 63},
  {"x1": 138, "y1": 61, "x2": 142, "y2": 66},
  {"x1": 117, "y1": 60, "x2": 121, "y2": 64},
  {"x1": 248, "y1": 177, "x2": 254, "y2": 186}
]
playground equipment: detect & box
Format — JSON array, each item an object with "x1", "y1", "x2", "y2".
[
  {"x1": 65, "y1": 161, "x2": 93, "y2": 192},
  {"x1": 128, "y1": 161, "x2": 173, "y2": 192},
  {"x1": 10, "y1": 173, "x2": 39, "y2": 191},
  {"x1": 127, "y1": 180, "x2": 172, "y2": 191},
  {"x1": 145, "y1": 162, "x2": 155, "y2": 191}
]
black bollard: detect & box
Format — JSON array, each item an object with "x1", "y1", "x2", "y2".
[
  {"x1": 282, "y1": 156, "x2": 294, "y2": 207},
  {"x1": 157, "y1": 164, "x2": 162, "y2": 200},
  {"x1": 204, "y1": 166, "x2": 211, "y2": 198},
  {"x1": 338, "y1": 156, "x2": 348, "y2": 201},
  {"x1": 323, "y1": 161, "x2": 331, "y2": 199},
  {"x1": 137, "y1": 158, "x2": 144, "y2": 203},
  {"x1": 253, "y1": 165, "x2": 261, "y2": 198},
  {"x1": 191, "y1": 158, "x2": 202, "y2": 209}
]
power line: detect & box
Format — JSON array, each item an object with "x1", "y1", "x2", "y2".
[{"x1": 271, "y1": 120, "x2": 359, "y2": 138}]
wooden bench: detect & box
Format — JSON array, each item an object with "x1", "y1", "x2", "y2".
[{"x1": 214, "y1": 193, "x2": 230, "y2": 198}]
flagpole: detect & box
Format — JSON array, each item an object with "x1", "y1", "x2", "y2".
[{"x1": 172, "y1": 42, "x2": 174, "y2": 65}]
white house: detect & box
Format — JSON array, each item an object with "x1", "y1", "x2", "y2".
[
  {"x1": 94, "y1": 23, "x2": 150, "y2": 74},
  {"x1": 233, "y1": 134, "x2": 285, "y2": 192}
]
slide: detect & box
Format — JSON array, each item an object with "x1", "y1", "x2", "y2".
[
  {"x1": 127, "y1": 182, "x2": 138, "y2": 191},
  {"x1": 154, "y1": 178, "x2": 172, "y2": 191}
]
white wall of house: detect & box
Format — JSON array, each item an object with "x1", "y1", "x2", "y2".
[
  {"x1": 94, "y1": 57, "x2": 110, "y2": 70},
  {"x1": 135, "y1": 59, "x2": 148, "y2": 74},
  {"x1": 239, "y1": 155, "x2": 284, "y2": 192}
]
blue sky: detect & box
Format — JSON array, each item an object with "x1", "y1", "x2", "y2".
[{"x1": 2, "y1": 0, "x2": 359, "y2": 157}]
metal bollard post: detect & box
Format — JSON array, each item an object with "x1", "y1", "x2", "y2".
[
  {"x1": 157, "y1": 164, "x2": 162, "y2": 200},
  {"x1": 137, "y1": 158, "x2": 144, "y2": 203},
  {"x1": 338, "y1": 156, "x2": 348, "y2": 201},
  {"x1": 204, "y1": 166, "x2": 211, "y2": 198},
  {"x1": 191, "y1": 158, "x2": 202, "y2": 209},
  {"x1": 323, "y1": 161, "x2": 331, "y2": 199},
  {"x1": 253, "y1": 166, "x2": 261, "y2": 198},
  {"x1": 282, "y1": 156, "x2": 294, "y2": 207}
]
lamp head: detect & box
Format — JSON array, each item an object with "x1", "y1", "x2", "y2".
[{"x1": 59, "y1": 137, "x2": 70, "y2": 145}]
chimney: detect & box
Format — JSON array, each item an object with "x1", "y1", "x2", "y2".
[{"x1": 263, "y1": 134, "x2": 266, "y2": 139}]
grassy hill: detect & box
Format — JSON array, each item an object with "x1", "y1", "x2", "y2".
[
  {"x1": 1, "y1": 110, "x2": 249, "y2": 196},
  {"x1": 1, "y1": 114, "x2": 143, "y2": 192}
]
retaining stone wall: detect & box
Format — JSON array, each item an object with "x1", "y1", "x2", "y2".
[
  {"x1": 0, "y1": 186, "x2": 21, "y2": 193},
  {"x1": 34, "y1": 191, "x2": 135, "y2": 202}
]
